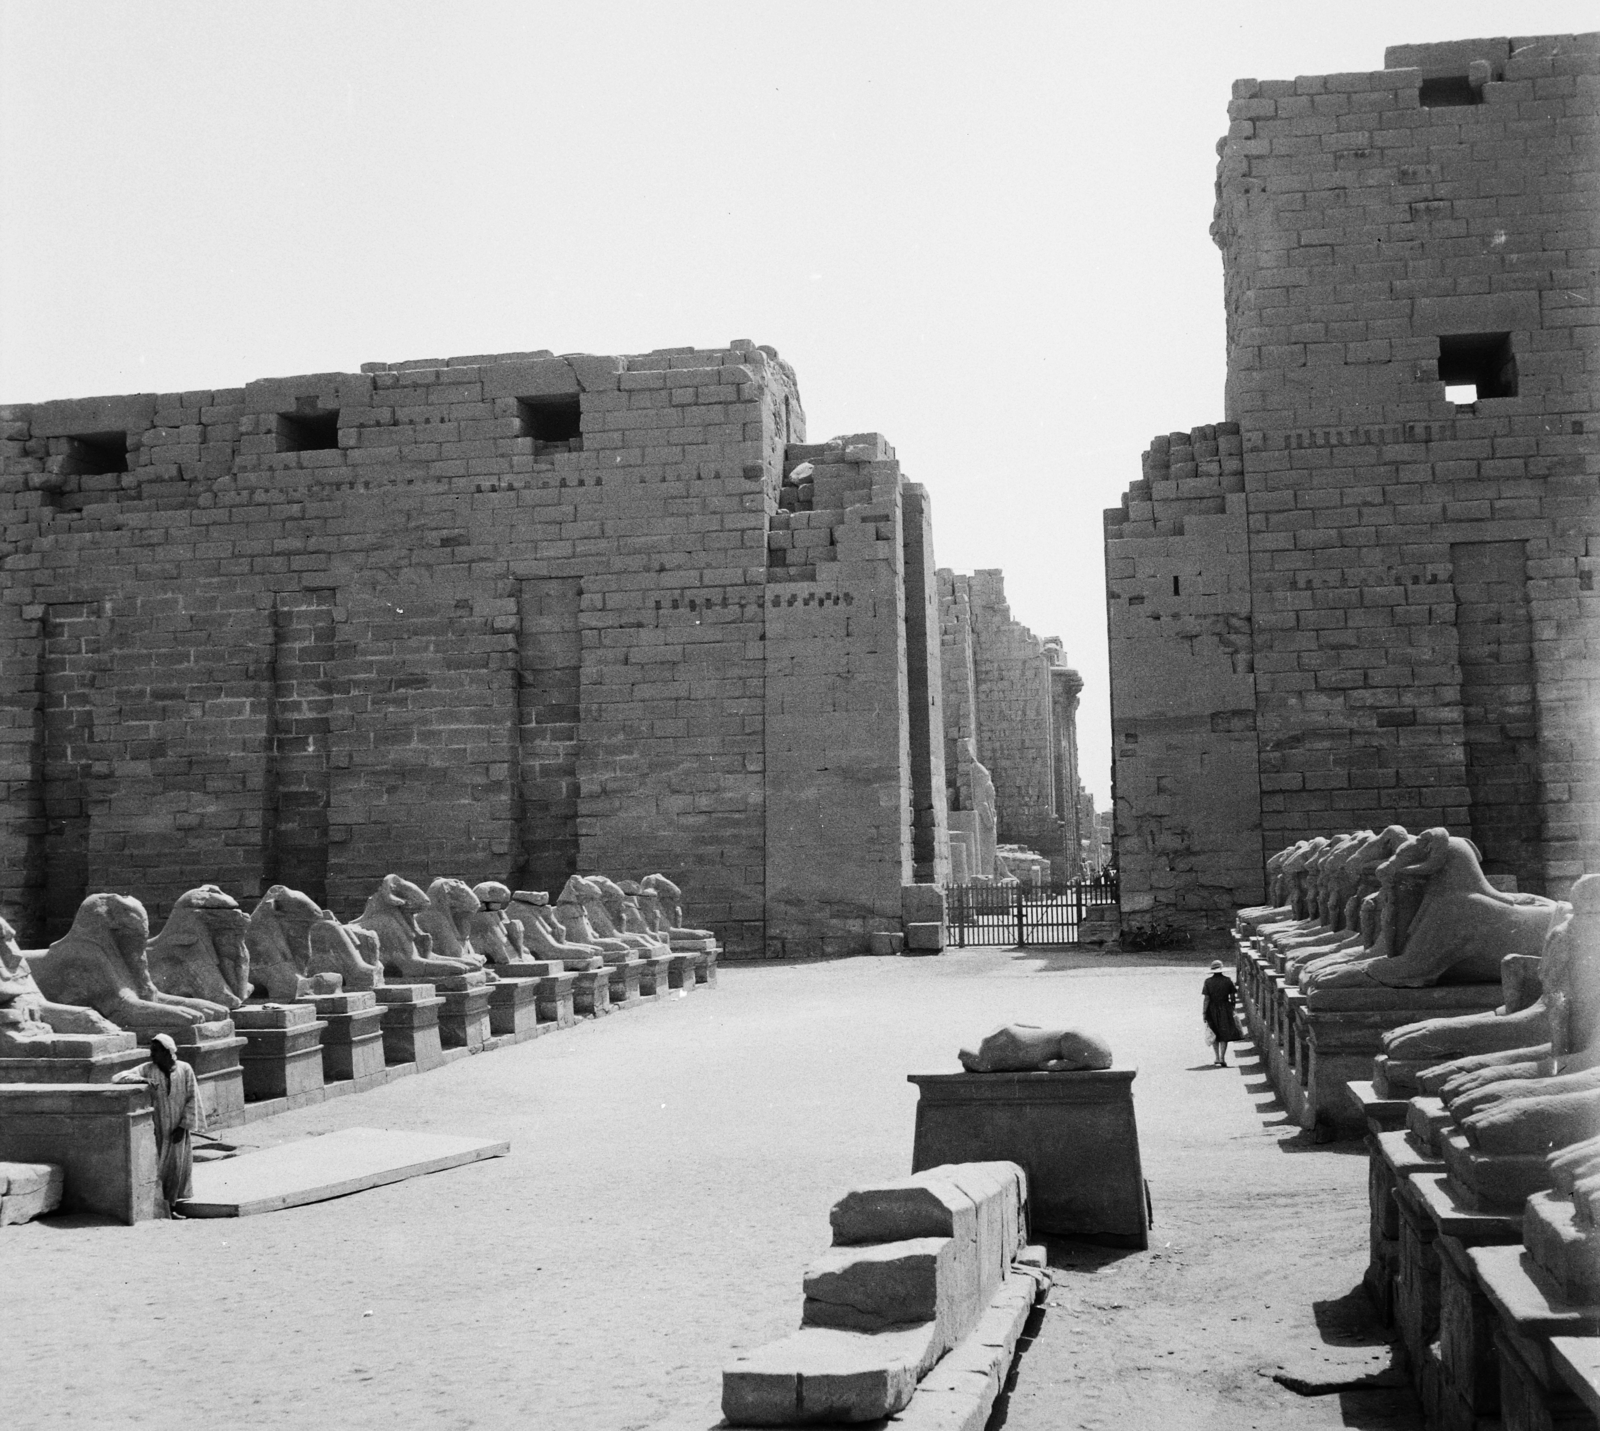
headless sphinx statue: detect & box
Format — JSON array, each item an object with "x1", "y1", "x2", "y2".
[
  {"x1": 29, "y1": 893, "x2": 232, "y2": 1032},
  {"x1": 1, "y1": 913, "x2": 123, "y2": 1052},
  {"x1": 959, "y1": 1024, "x2": 1113, "y2": 1073},
  {"x1": 1302, "y1": 830, "x2": 1562, "y2": 993}
]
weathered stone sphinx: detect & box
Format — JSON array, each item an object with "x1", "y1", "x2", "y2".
[
  {"x1": 308, "y1": 911, "x2": 384, "y2": 991},
  {"x1": 468, "y1": 882, "x2": 525, "y2": 966},
  {"x1": 505, "y1": 890, "x2": 605, "y2": 966},
  {"x1": 583, "y1": 876, "x2": 667, "y2": 955},
  {"x1": 30, "y1": 893, "x2": 232, "y2": 1032},
  {"x1": 415, "y1": 878, "x2": 488, "y2": 969},
  {"x1": 0, "y1": 914, "x2": 122, "y2": 1043},
  {"x1": 957, "y1": 1024, "x2": 1113, "y2": 1073},
  {"x1": 641, "y1": 873, "x2": 719, "y2": 951},
  {"x1": 354, "y1": 874, "x2": 481, "y2": 981},
  {"x1": 1303, "y1": 830, "x2": 1562, "y2": 993},
  {"x1": 555, "y1": 878, "x2": 635, "y2": 958},
  {"x1": 144, "y1": 885, "x2": 252, "y2": 1012},
  {"x1": 246, "y1": 885, "x2": 326, "y2": 1000},
  {"x1": 1289, "y1": 826, "x2": 1414, "y2": 980}
]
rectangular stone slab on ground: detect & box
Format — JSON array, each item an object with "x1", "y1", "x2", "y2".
[
  {"x1": 908, "y1": 1068, "x2": 1147, "y2": 1247},
  {"x1": 0, "y1": 1083, "x2": 158, "y2": 1223},
  {"x1": 180, "y1": 1126, "x2": 510, "y2": 1218}
]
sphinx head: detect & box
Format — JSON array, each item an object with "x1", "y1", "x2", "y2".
[
  {"x1": 511, "y1": 890, "x2": 550, "y2": 908},
  {"x1": 73, "y1": 893, "x2": 151, "y2": 971},
  {"x1": 427, "y1": 877, "x2": 481, "y2": 924},
  {"x1": 378, "y1": 874, "x2": 430, "y2": 915},
  {"x1": 473, "y1": 881, "x2": 511, "y2": 912}
]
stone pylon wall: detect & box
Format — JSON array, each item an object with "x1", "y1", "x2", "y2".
[
  {"x1": 1106, "y1": 32, "x2": 1600, "y2": 933},
  {"x1": 0, "y1": 343, "x2": 930, "y2": 957}
]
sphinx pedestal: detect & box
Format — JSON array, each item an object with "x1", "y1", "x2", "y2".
[
  {"x1": 429, "y1": 976, "x2": 492, "y2": 1050},
  {"x1": 139, "y1": 1021, "x2": 246, "y2": 1124},
  {"x1": 298, "y1": 991, "x2": 387, "y2": 1083},
  {"x1": 0, "y1": 1083, "x2": 159, "y2": 1223},
  {"x1": 572, "y1": 968, "x2": 612, "y2": 1018},
  {"x1": 1366, "y1": 1129, "x2": 1444, "y2": 1324},
  {"x1": 695, "y1": 950, "x2": 719, "y2": 986},
  {"x1": 638, "y1": 954, "x2": 674, "y2": 999},
  {"x1": 0, "y1": 1029, "x2": 146, "y2": 1085},
  {"x1": 908, "y1": 1068, "x2": 1147, "y2": 1248},
  {"x1": 373, "y1": 984, "x2": 445, "y2": 1071},
  {"x1": 605, "y1": 958, "x2": 645, "y2": 1008},
  {"x1": 233, "y1": 1004, "x2": 328, "y2": 1103},
  {"x1": 666, "y1": 953, "x2": 698, "y2": 992},
  {"x1": 487, "y1": 978, "x2": 540, "y2": 1039}
]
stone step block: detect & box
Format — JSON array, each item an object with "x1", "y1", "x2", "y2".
[
  {"x1": 803, "y1": 1236, "x2": 957, "y2": 1334},
  {"x1": 721, "y1": 1322, "x2": 939, "y2": 1426}
]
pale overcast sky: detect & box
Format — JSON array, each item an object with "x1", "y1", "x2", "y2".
[{"x1": 2, "y1": 2, "x2": 1594, "y2": 805}]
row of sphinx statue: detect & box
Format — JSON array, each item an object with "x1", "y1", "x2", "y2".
[
  {"x1": 1245, "y1": 824, "x2": 1600, "y2": 1162},
  {"x1": 1247, "y1": 825, "x2": 1565, "y2": 994},
  {"x1": 0, "y1": 872, "x2": 714, "y2": 1046}
]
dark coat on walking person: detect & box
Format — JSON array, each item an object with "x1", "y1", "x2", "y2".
[{"x1": 1202, "y1": 970, "x2": 1243, "y2": 1043}]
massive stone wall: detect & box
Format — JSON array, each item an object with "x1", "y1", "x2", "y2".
[
  {"x1": 0, "y1": 343, "x2": 944, "y2": 958},
  {"x1": 1107, "y1": 33, "x2": 1600, "y2": 934}
]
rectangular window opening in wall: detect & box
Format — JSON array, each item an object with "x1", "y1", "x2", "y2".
[
  {"x1": 66, "y1": 432, "x2": 128, "y2": 475},
  {"x1": 1419, "y1": 75, "x2": 1482, "y2": 108},
  {"x1": 1439, "y1": 332, "x2": 1516, "y2": 402},
  {"x1": 276, "y1": 409, "x2": 340, "y2": 452},
  {"x1": 517, "y1": 395, "x2": 583, "y2": 456}
]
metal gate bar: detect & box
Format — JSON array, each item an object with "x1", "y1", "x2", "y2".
[{"x1": 944, "y1": 873, "x2": 1119, "y2": 948}]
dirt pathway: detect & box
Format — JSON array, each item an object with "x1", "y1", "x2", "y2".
[{"x1": 7, "y1": 950, "x2": 1417, "y2": 1430}]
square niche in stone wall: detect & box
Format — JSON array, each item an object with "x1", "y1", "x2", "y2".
[
  {"x1": 517, "y1": 395, "x2": 583, "y2": 456},
  {"x1": 1438, "y1": 332, "x2": 1517, "y2": 405}
]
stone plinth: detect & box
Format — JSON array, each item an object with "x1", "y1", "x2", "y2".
[
  {"x1": 437, "y1": 985, "x2": 492, "y2": 1050},
  {"x1": 1523, "y1": 1193, "x2": 1600, "y2": 1306},
  {"x1": 695, "y1": 950, "x2": 719, "y2": 986},
  {"x1": 1470, "y1": 1244, "x2": 1600, "y2": 1431},
  {"x1": 1436, "y1": 1232, "x2": 1504, "y2": 1428},
  {"x1": 666, "y1": 953, "x2": 698, "y2": 992},
  {"x1": 1366, "y1": 1130, "x2": 1445, "y2": 1321},
  {"x1": 140, "y1": 1022, "x2": 246, "y2": 1124},
  {"x1": 1394, "y1": 1171, "x2": 1442, "y2": 1374},
  {"x1": 532, "y1": 973, "x2": 577, "y2": 1027},
  {"x1": 373, "y1": 984, "x2": 445, "y2": 1070},
  {"x1": 908, "y1": 1069, "x2": 1147, "y2": 1247},
  {"x1": 490, "y1": 959, "x2": 564, "y2": 979},
  {"x1": 0, "y1": 1083, "x2": 158, "y2": 1223},
  {"x1": 606, "y1": 959, "x2": 644, "y2": 1008},
  {"x1": 487, "y1": 978, "x2": 539, "y2": 1038},
  {"x1": 1407, "y1": 1097, "x2": 1452, "y2": 1158},
  {"x1": 1549, "y1": 1338, "x2": 1600, "y2": 1426},
  {"x1": 298, "y1": 991, "x2": 387, "y2": 1083},
  {"x1": 638, "y1": 954, "x2": 674, "y2": 999},
  {"x1": 571, "y1": 969, "x2": 611, "y2": 1018},
  {"x1": 0, "y1": 1029, "x2": 145, "y2": 1086},
  {"x1": 1441, "y1": 1131, "x2": 1552, "y2": 1212},
  {"x1": 1347, "y1": 1079, "x2": 1409, "y2": 1134},
  {"x1": 233, "y1": 1004, "x2": 328, "y2": 1102}
]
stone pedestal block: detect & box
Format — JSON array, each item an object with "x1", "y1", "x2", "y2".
[
  {"x1": 1395, "y1": 1174, "x2": 1442, "y2": 1374},
  {"x1": 1442, "y1": 1131, "x2": 1552, "y2": 1210},
  {"x1": 606, "y1": 959, "x2": 644, "y2": 1008},
  {"x1": 533, "y1": 973, "x2": 577, "y2": 1027},
  {"x1": 298, "y1": 991, "x2": 387, "y2": 1083},
  {"x1": 903, "y1": 921, "x2": 947, "y2": 954},
  {"x1": 436, "y1": 985, "x2": 492, "y2": 1050},
  {"x1": 0, "y1": 1083, "x2": 158, "y2": 1223},
  {"x1": 638, "y1": 955, "x2": 674, "y2": 998},
  {"x1": 487, "y1": 978, "x2": 540, "y2": 1038},
  {"x1": 666, "y1": 953, "x2": 698, "y2": 992},
  {"x1": 0, "y1": 1161, "x2": 64, "y2": 1225},
  {"x1": 1367, "y1": 1131, "x2": 1444, "y2": 1323},
  {"x1": 908, "y1": 1068, "x2": 1147, "y2": 1247},
  {"x1": 140, "y1": 1024, "x2": 246, "y2": 1124},
  {"x1": 695, "y1": 950, "x2": 718, "y2": 986},
  {"x1": 571, "y1": 969, "x2": 611, "y2": 1018},
  {"x1": 0, "y1": 1029, "x2": 146, "y2": 1086},
  {"x1": 1437, "y1": 1233, "x2": 1503, "y2": 1428},
  {"x1": 233, "y1": 1004, "x2": 328, "y2": 1102},
  {"x1": 374, "y1": 984, "x2": 445, "y2": 1070}
]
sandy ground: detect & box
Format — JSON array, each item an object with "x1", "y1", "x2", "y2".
[{"x1": 6, "y1": 950, "x2": 1419, "y2": 1431}]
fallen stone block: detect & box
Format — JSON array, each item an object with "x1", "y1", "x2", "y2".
[
  {"x1": 0, "y1": 1161, "x2": 64, "y2": 1226},
  {"x1": 904, "y1": 923, "x2": 946, "y2": 954},
  {"x1": 722, "y1": 1322, "x2": 941, "y2": 1425},
  {"x1": 803, "y1": 1236, "x2": 956, "y2": 1333}
]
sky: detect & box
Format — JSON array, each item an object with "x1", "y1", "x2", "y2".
[{"x1": 2, "y1": 1, "x2": 1594, "y2": 807}]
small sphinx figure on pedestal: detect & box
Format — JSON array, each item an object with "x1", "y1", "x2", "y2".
[
  {"x1": 505, "y1": 890, "x2": 605, "y2": 967},
  {"x1": 468, "y1": 882, "x2": 525, "y2": 966},
  {"x1": 355, "y1": 874, "x2": 483, "y2": 982},
  {"x1": 144, "y1": 885, "x2": 253, "y2": 1012},
  {"x1": 640, "y1": 873, "x2": 719, "y2": 951}
]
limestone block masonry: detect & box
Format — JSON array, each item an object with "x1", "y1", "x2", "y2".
[
  {"x1": 1107, "y1": 34, "x2": 1600, "y2": 936},
  {"x1": 0, "y1": 343, "x2": 967, "y2": 959}
]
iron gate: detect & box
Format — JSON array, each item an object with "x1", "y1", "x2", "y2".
[{"x1": 943, "y1": 872, "x2": 1119, "y2": 948}]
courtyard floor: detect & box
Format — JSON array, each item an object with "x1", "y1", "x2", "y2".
[{"x1": 8, "y1": 949, "x2": 1419, "y2": 1431}]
